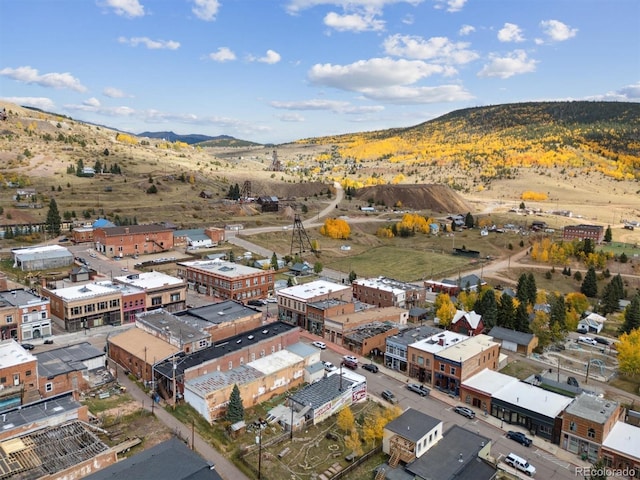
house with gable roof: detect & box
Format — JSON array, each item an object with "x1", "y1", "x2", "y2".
[{"x1": 449, "y1": 309, "x2": 484, "y2": 336}]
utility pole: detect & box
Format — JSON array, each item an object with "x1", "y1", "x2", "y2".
[
  {"x1": 191, "y1": 420, "x2": 195, "y2": 451},
  {"x1": 172, "y1": 355, "x2": 177, "y2": 409},
  {"x1": 257, "y1": 418, "x2": 263, "y2": 480}
]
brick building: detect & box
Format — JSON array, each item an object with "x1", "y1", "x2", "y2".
[
  {"x1": 449, "y1": 310, "x2": 484, "y2": 336},
  {"x1": 176, "y1": 259, "x2": 273, "y2": 302},
  {"x1": 0, "y1": 340, "x2": 39, "y2": 408},
  {"x1": 562, "y1": 224, "x2": 605, "y2": 244},
  {"x1": 43, "y1": 282, "x2": 123, "y2": 332},
  {"x1": 177, "y1": 301, "x2": 264, "y2": 342},
  {"x1": 433, "y1": 334, "x2": 501, "y2": 395},
  {"x1": 342, "y1": 322, "x2": 399, "y2": 357},
  {"x1": 93, "y1": 224, "x2": 174, "y2": 258},
  {"x1": 114, "y1": 271, "x2": 187, "y2": 313},
  {"x1": 277, "y1": 280, "x2": 352, "y2": 331},
  {"x1": 561, "y1": 393, "x2": 624, "y2": 462},
  {"x1": 352, "y1": 276, "x2": 425, "y2": 308},
  {"x1": 601, "y1": 422, "x2": 640, "y2": 473},
  {"x1": 407, "y1": 331, "x2": 469, "y2": 384},
  {"x1": 0, "y1": 288, "x2": 52, "y2": 342},
  {"x1": 459, "y1": 368, "x2": 519, "y2": 415},
  {"x1": 306, "y1": 299, "x2": 355, "y2": 337},
  {"x1": 324, "y1": 306, "x2": 408, "y2": 346}
]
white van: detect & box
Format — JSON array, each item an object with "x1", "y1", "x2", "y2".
[
  {"x1": 505, "y1": 453, "x2": 536, "y2": 476},
  {"x1": 578, "y1": 336, "x2": 598, "y2": 346}
]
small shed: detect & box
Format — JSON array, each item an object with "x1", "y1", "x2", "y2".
[
  {"x1": 229, "y1": 420, "x2": 246, "y2": 438},
  {"x1": 488, "y1": 326, "x2": 538, "y2": 356}
]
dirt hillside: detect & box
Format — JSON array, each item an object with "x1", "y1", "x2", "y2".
[{"x1": 354, "y1": 184, "x2": 471, "y2": 213}]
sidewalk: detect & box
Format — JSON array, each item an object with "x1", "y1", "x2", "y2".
[
  {"x1": 116, "y1": 365, "x2": 249, "y2": 480},
  {"x1": 299, "y1": 331, "x2": 593, "y2": 472}
]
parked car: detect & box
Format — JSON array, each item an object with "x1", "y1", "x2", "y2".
[
  {"x1": 342, "y1": 359, "x2": 358, "y2": 370},
  {"x1": 504, "y1": 453, "x2": 536, "y2": 476},
  {"x1": 323, "y1": 361, "x2": 337, "y2": 372},
  {"x1": 595, "y1": 337, "x2": 610, "y2": 345},
  {"x1": 567, "y1": 376, "x2": 580, "y2": 387},
  {"x1": 21, "y1": 343, "x2": 35, "y2": 350},
  {"x1": 247, "y1": 299, "x2": 266, "y2": 307},
  {"x1": 381, "y1": 390, "x2": 397, "y2": 404},
  {"x1": 454, "y1": 406, "x2": 475, "y2": 419},
  {"x1": 406, "y1": 383, "x2": 430, "y2": 396},
  {"x1": 577, "y1": 325, "x2": 588, "y2": 334},
  {"x1": 343, "y1": 355, "x2": 358, "y2": 364},
  {"x1": 506, "y1": 431, "x2": 533, "y2": 447},
  {"x1": 362, "y1": 363, "x2": 378, "y2": 373},
  {"x1": 578, "y1": 336, "x2": 598, "y2": 346},
  {"x1": 266, "y1": 297, "x2": 277, "y2": 303},
  {"x1": 311, "y1": 341, "x2": 327, "y2": 349}
]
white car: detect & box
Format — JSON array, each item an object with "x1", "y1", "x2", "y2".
[
  {"x1": 312, "y1": 341, "x2": 326, "y2": 349},
  {"x1": 343, "y1": 355, "x2": 358, "y2": 364},
  {"x1": 578, "y1": 336, "x2": 598, "y2": 346},
  {"x1": 323, "y1": 361, "x2": 337, "y2": 372}
]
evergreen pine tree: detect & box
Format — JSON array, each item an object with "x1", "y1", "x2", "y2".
[
  {"x1": 497, "y1": 293, "x2": 516, "y2": 329},
  {"x1": 45, "y1": 198, "x2": 62, "y2": 236},
  {"x1": 515, "y1": 301, "x2": 530, "y2": 333},
  {"x1": 525, "y1": 272, "x2": 537, "y2": 306},
  {"x1": 464, "y1": 212, "x2": 474, "y2": 229},
  {"x1": 620, "y1": 295, "x2": 640, "y2": 334},
  {"x1": 601, "y1": 282, "x2": 619, "y2": 315},
  {"x1": 549, "y1": 293, "x2": 567, "y2": 331},
  {"x1": 581, "y1": 267, "x2": 598, "y2": 297},
  {"x1": 226, "y1": 384, "x2": 244, "y2": 423},
  {"x1": 604, "y1": 225, "x2": 612, "y2": 243},
  {"x1": 270, "y1": 252, "x2": 279, "y2": 270},
  {"x1": 515, "y1": 274, "x2": 528, "y2": 305},
  {"x1": 474, "y1": 289, "x2": 498, "y2": 329}
]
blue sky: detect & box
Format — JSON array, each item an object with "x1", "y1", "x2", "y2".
[{"x1": 1, "y1": 0, "x2": 638, "y2": 144}]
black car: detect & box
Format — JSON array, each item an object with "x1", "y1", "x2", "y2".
[
  {"x1": 247, "y1": 299, "x2": 266, "y2": 307},
  {"x1": 21, "y1": 343, "x2": 35, "y2": 350},
  {"x1": 454, "y1": 406, "x2": 475, "y2": 419},
  {"x1": 595, "y1": 337, "x2": 610, "y2": 345},
  {"x1": 362, "y1": 363, "x2": 378, "y2": 373},
  {"x1": 567, "y1": 376, "x2": 580, "y2": 387},
  {"x1": 506, "y1": 430, "x2": 533, "y2": 447},
  {"x1": 406, "y1": 383, "x2": 430, "y2": 396}
]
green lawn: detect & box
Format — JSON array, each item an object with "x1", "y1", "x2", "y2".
[{"x1": 499, "y1": 360, "x2": 542, "y2": 380}]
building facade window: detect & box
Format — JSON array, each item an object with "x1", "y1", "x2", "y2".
[{"x1": 45, "y1": 383, "x2": 53, "y2": 392}]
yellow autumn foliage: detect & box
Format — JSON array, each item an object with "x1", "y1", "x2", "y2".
[
  {"x1": 320, "y1": 218, "x2": 350, "y2": 239},
  {"x1": 521, "y1": 191, "x2": 548, "y2": 201}
]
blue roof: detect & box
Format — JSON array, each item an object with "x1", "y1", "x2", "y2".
[{"x1": 93, "y1": 218, "x2": 115, "y2": 228}]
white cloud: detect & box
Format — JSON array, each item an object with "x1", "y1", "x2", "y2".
[
  {"x1": 498, "y1": 23, "x2": 525, "y2": 42},
  {"x1": 192, "y1": 0, "x2": 220, "y2": 21},
  {"x1": 478, "y1": 50, "x2": 538, "y2": 79},
  {"x1": 587, "y1": 82, "x2": 640, "y2": 102},
  {"x1": 270, "y1": 98, "x2": 385, "y2": 114},
  {"x1": 277, "y1": 113, "x2": 305, "y2": 122},
  {"x1": 1, "y1": 96, "x2": 56, "y2": 110},
  {"x1": 383, "y1": 34, "x2": 479, "y2": 64},
  {"x1": 459, "y1": 24, "x2": 475, "y2": 36},
  {"x1": 309, "y1": 57, "x2": 446, "y2": 91},
  {"x1": 103, "y1": 87, "x2": 128, "y2": 98},
  {"x1": 433, "y1": 0, "x2": 467, "y2": 13},
  {"x1": 539, "y1": 19, "x2": 578, "y2": 42},
  {"x1": 359, "y1": 84, "x2": 473, "y2": 103},
  {"x1": 102, "y1": 0, "x2": 144, "y2": 18},
  {"x1": 118, "y1": 37, "x2": 180, "y2": 50},
  {"x1": 250, "y1": 50, "x2": 281, "y2": 64},
  {"x1": 209, "y1": 47, "x2": 236, "y2": 62},
  {"x1": 285, "y1": 0, "x2": 424, "y2": 15},
  {"x1": 324, "y1": 11, "x2": 385, "y2": 32},
  {"x1": 0, "y1": 66, "x2": 87, "y2": 92},
  {"x1": 83, "y1": 97, "x2": 101, "y2": 107}
]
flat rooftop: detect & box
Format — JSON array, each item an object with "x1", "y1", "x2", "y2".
[
  {"x1": 177, "y1": 300, "x2": 260, "y2": 325},
  {"x1": 0, "y1": 339, "x2": 35, "y2": 368},
  {"x1": 278, "y1": 280, "x2": 351, "y2": 300},
  {"x1": 35, "y1": 342, "x2": 104, "y2": 378},
  {"x1": 461, "y1": 368, "x2": 520, "y2": 395},
  {"x1": 493, "y1": 381, "x2": 573, "y2": 418},
  {"x1": 410, "y1": 331, "x2": 469, "y2": 354},
  {"x1": 0, "y1": 288, "x2": 48, "y2": 308},
  {"x1": 291, "y1": 373, "x2": 355, "y2": 410},
  {"x1": 46, "y1": 282, "x2": 120, "y2": 301},
  {"x1": 114, "y1": 271, "x2": 185, "y2": 289},
  {"x1": 185, "y1": 364, "x2": 263, "y2": 397},
  {"x1": 136, "y1": 309, "x2": 209, "y2": 343},
  {"x1": 109, "y1": 328, "x2": 180, "y2": 365},
  {"x1": 0, "y1": 392, "x2": 81, "y2": 429},
  {"x1": 328, "y1": 306, "x2": 407, "y2": 326},
  {"x1": 437, "y1": 334, "x2": 500, "y2": 363},
  {"x1": 155, "y1": 322, "x2": 298, "y2": 378},
  {"x1": 248, "y1": 349, "x2": 304, "y2": 375},
  {"x1": 602, "y1": 421, "x2": 640, "y2": 460},
  {"x1": 565, "y1": 393, "x2": 619, "y2": 424},
  {"x1": 177, "y1": 259, "x2": 266, "y2": 278},
  {"x1": 386, "y1": 326, "x2": 443, "y2": 347},
  {"x1": 353, "y1": 276, "x2": 421, "y2": 293}
]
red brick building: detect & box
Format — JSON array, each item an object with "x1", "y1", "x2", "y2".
[
  {"x1": 93, "y1": 224, "x2": 174, "y2": 258},
  {"x1": 176, "y1": 259, "x2": 273, "y2": 302},
  {"x1": 0, "y1": 340, "x2": 40, "y2": 406},
  {"x1": 562, "y1": 224, "x2": 605, "y2": 244}
]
